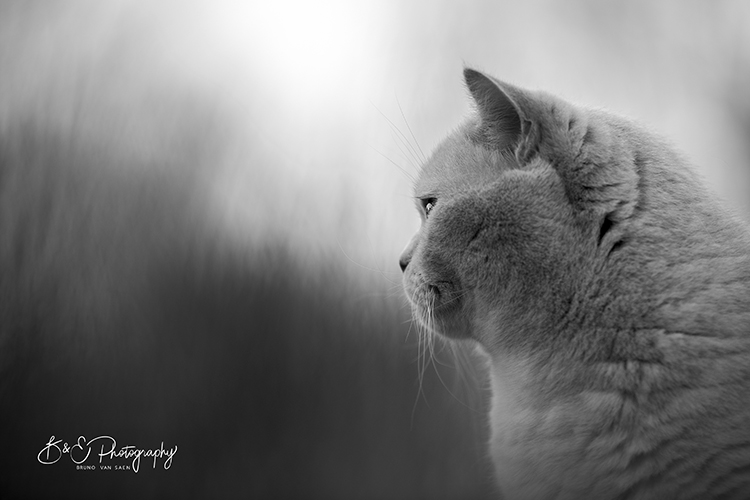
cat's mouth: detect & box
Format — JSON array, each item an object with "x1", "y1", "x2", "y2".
[{"x1": 404, "y1": 276, "x2": 471, "y2": 339}]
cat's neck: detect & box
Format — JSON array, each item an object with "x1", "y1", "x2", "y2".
[
  {"x1": 487, "y1": 354, "x2": 612, "y2": 498},
  {"x1": 486, "y1": 325, "x2": 750, "y2": 499}
]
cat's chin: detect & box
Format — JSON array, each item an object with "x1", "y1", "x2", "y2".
[
  {"x1": 406, "y1": 282, "x2": 473, "y2": 339},
  {"x1": 423, "y1": 314, "x2": 473, "y2": 340}
]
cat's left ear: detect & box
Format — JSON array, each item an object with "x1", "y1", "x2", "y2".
[{"x1": 464, "y1": 68, "x2": 533, "y2": 155}]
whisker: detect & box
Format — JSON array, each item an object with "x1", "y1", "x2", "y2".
[
  {"x1": 437, "y1": 287, "x2": 472, "y2": 308},
  {"x1": 369, "y1": 143, "x2": 416, "y2": 183},
  {"x1": 347, "y1": 288, "x2": 402, "y2": 303},
  {"x1": 410, "y1": 305, "x2": 431, "y2": 427},
  {"x1": 390, "y1": 128, "x2": 422, "y2": 171},
  {"x1": 396, "y1": 94, "x2": 426, "y2": 163},
  {"x1": 403, "y1": 286, "x2": 487, "y2": 417},
  {"x1": 334, "y1": 239, "x2": 402, "y2": 286},
  {"x1": 428, "y1": 350, "x2": 478, "y2": 413},
  {"x1": 371, "y1": 100, "x2": 423, "y2": 173},
  {"x1": 447, "y1": 343, "x2": 485, "y2": 415}
]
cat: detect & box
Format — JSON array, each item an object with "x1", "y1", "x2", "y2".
[{"x1": 400, "y1": 68, "x2": 750, "y2": 499}]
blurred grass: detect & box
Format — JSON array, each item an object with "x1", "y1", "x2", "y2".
[{"x1": 0, "y1": 123, "x2": 494, "y2": 499}]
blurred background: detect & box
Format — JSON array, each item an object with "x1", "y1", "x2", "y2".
[{"x1": 0, "y1": 0, "x2": 748, "y2": 498}]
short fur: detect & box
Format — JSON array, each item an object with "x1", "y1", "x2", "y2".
[{"x1": 400, "y1": 68, "x2": 750, "y2": 499}]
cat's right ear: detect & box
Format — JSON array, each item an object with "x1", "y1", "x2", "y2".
[{"x1": 463, "y1": 68, "x2": 524, "y2": 151}]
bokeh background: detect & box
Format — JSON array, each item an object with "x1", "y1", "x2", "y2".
[{"x1": 1, "y1": 1, "x2": 748, "y2": 498}]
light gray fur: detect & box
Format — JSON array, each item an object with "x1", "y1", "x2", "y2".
[{"x1": 400, "y1": 68, "x2": 750, "y2": 499}]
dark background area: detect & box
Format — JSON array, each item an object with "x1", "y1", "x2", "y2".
[
  {"x1": 1, "y1": 1, "x2": 748, "y2": 498},
  {"x1": 0, "y1": 125, "x2": 493, "y2": 498}
]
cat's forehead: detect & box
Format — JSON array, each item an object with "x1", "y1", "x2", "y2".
[{"x1": 415, "y1": 123, "x2": 515, "y2": 199}]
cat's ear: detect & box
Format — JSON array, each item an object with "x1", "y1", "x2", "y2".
[{"x1": 464, "y1": 68, "x2": 526, "y2": 151}]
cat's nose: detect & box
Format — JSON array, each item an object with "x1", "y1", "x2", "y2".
[
  {"x1": 399, "y1": 255, "x2": 410, "y2": 273},
  {"x1": 399, "y1": 234, "x2": 418, "y2": 273}
]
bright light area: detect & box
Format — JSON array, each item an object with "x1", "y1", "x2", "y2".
[
  {"x1": 5, "y1": 0, "x2": 748, "y2": 271},
  {"x1": 187, "y1": 0, "x2": 384, "y2": 110},
  {"x1": 107, "y1": 0, "x2": 397, "y2": 261}
]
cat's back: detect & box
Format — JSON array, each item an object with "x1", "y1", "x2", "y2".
[{"x1": 491, "y1": 103, "x2": 750, "y2": 500}]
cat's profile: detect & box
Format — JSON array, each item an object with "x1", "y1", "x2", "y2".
[{"x1": 400, "y1": 68, "x2": 750, "y2": 499}]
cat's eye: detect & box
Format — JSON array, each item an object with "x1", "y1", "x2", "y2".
[{"x1": 420, "y1": 198, "x2": 437, "y2": 218}]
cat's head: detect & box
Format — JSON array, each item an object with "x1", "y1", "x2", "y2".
[{"x1": 399, "y1": 68, "x2": 730, "y2": 356}]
